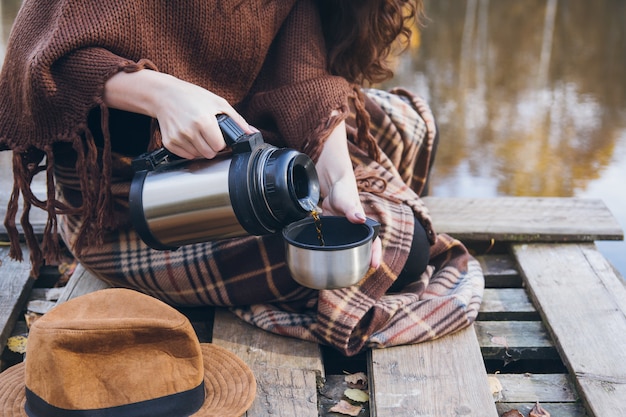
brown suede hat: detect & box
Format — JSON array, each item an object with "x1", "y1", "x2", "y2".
[{"x1": 0, "y1": 288, "x2": 256, "y2": 417}]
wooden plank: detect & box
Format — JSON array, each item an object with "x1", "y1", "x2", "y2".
[
  {"x1": 26, "y1": 299, "x2": 56, "y2": 315},
  {"x1": 477, "y1": 253, "x2": 518, "y2": 276},
  {"x1": 476, "y1": 253, "x2": 523, "y2": 288},
  {"x1": 491, "y1": 358, "x2": 587, "y2": 417},
  {"x1": 3, "y1": 196, "x2": 622, "y2": 243},
  {"x1": 475, "y1": 321, "x2": 559, "y2": 361},
  {"x1": 492, "y1": 373, "x2": 579, "y2": 403},
  {"x1": 0, "y1": 245, "x2": 35, "y2": 351},
  {"x1": 423, "y1": 197, "x2": 623, "y2": 242},
  {"x1": 29, "y1": 287, "x2": 65, "y2": 302},
  {"x1": 211, "y1": 308, "x2": 324, "y2": 417},
  {"x1": 479, "y1": 288, "x2": 539, "y2": 321},
  {"x1": 512, "y1": 243, "x2": 626, "y2": 417},
  {"x1": 368, "y1": 324, "x2": 498, "y2": 417}
]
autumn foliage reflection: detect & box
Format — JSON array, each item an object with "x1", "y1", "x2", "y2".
[{"x1": 384, "y1": 0, "x2": 626, "y2": 197}]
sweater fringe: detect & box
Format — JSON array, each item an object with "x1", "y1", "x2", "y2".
[{"x1": 3, "y1": 104, "x2": 116, "y2": 277}]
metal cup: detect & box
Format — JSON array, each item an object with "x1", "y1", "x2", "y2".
[{"x1": 282, "y1": 216, "x2": 380, "y2": 289}]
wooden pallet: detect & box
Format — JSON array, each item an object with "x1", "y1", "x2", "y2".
[
  {"x1": 1, "y1": 197, "x2": 624, "y2": 416},
  {"x1": 477, "y1": 251, "x2": 587, "y2": 416}
]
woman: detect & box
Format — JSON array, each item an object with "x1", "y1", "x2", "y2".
[{"x1": 0, "y1": 0, "x2": 483, "y2": 355}]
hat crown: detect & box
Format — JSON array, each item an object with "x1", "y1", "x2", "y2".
[{"x1": 24, "y1": 288, "x2": 205, "y2": 412}]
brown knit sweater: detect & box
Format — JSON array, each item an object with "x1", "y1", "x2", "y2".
[{"x1": 0, "y1": 0, "x2": 373, "y2": 272}]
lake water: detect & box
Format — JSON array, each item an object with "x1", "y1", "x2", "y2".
[
  {"x1": 1, "y1": 0, "x2": 625, "y2": 278},
  {"x1": 382, "y1": 0, "x2": 626, "y2": 279}
]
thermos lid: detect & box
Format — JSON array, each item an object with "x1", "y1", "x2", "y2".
[{"x1": 263, "y1": 148, "x2": 320, "y2": 224}]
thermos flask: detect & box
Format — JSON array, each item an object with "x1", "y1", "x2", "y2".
[{"x1": 129, "y1": 114, "x2": 320, "y2": 250}]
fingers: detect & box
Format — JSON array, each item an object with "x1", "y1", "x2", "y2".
[
  {"x1": 162, "y1": 112, "x2": 259, "y2": 159},
  {"x1": 370, "y1": 237, "x2": 382, "y2": 269},
  {"x1": 324, "y1": 195, "x2": 368, "y2": 227},
  {"x1": 225, "y1": 112, "x2": 257, "y2": 135},
  {"x1": 155, "y1": 80, "x2": 254, "y2": 160},
  {"x1": 161, "y1": 114, "x2": 216, "y2": 159},
  {"x1": 345, "y1": 209, "x2": 367, "y2": 224}
]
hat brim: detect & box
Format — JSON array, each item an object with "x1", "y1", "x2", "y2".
[
  {"x1": 0, "y1": 343, "x2": 256, "y2": 417},
  {"x1": 192, "y1": 343, "x2": 257, "y2": 416},
  {"x1": 0, "y1": 361, "x2": 25, "y2": 417}
]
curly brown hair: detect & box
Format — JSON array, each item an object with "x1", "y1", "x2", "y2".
[{"x1": 317, "y1": 0, "x2": 424, "y2": 85}]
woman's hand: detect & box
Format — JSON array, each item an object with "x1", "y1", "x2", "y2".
[
  {"x1": 316, "y1": 120, "x2": 382, "y2": 269},
  {"x1": 103, "y1": 69, "x2": 254, "y2": 159}
]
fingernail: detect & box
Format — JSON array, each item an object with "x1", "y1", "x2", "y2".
[{"x1": 355, "y1": 212, "x2": 366, "y2": 221}]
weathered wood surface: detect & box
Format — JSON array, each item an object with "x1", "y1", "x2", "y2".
[
  {"x1": 477, "y1": 252, "x2": 588, "y2": 417},
  {"x1": 2, "y1": 196, "x2": 624, "y2": 416},
  {"x1": 477, "y1": 253, "x2": 523, "y2": 288},
  {"x1": 54, "y1": 263, "x2": 110, "y2": 305},
  {"x1": 493, "y1": 373, "x2": 579, "y2": 403},
  {"x1": 423, "y1": 197, "x2": 623, "y2": 242},
  {"x1": 479, "y1": 288, "x2": 539, "y2": 320},
  {"x1": 492, "y1": 373, "x2": 587, "y2": 417},
  {"x1": 368, "y1": 324, "x2": 499, "y2": 417},
  {"x1": 475, "y1": 321, "x2": 559, "y2": 361},
  {"x1": 513, "y1": 243, "x2": 626, "y2": 417},
  {"x1": 211, "y1": 308, "x2": 324, "y2": 417},
  {"x1": 0, "y1": 246, "x2": 34, "y2": 352}
]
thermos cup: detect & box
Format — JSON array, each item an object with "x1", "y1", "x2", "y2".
[
  {"x1": 282, "y1": 216, "x2": 381, "y2": 289},
  {"x1": 129, "y1": 114, "x2": 320, "y2": 250}
]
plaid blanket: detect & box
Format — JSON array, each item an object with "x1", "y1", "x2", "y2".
[{"x1": 57, "y1": 88, "x2": 484, "y2": 356}]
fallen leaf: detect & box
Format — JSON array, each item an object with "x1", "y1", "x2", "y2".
[
  {"x1": 344, "y1": 388, "x2": 369, "y2": 403},
  {"x1": 530, "y1": 401, "x2": 550, "y2": 417},
  {"x1": 488, "y1": 375, "x2": 503, "y2": 400},
  {"x1": 329, "y1": 399, "x2": 362, "y2": 416},
  {"x1": 488, "y1": 376, "x2": 502, "y2": 394},
  {"x1": 500, "y1": 410, "x2": 523, "y2": 417},
  {"x1": 55, "y1": 260, "x2": 78, "y2": 287},
  {"x1": 7, "y1": 335, "x2": 27, "y2": 354},
  {"x1": 345, "y1": 371, "x2": 368, "y2": 389},
  {"x1": 491, "y1": 335, "x2": 509, "y2": 349},
  {"x1": 25, "y1": 311, "x2": 42, "y2": 328}
]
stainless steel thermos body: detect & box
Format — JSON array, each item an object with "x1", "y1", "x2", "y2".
[{"x1": 129, "y1": 115, "x2": 320, "y2": 250}]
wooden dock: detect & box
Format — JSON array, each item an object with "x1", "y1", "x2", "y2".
[{"x1": 1, "y1": 197, "x2": 625, "y2": 416}]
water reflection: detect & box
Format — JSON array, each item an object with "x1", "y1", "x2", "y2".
[
  {"x1": 384, "y1": 0, "x2": 626, "y2": 277},
  {"x1": 1, "y1": 0, "x2": 625, "y2": 276}
]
